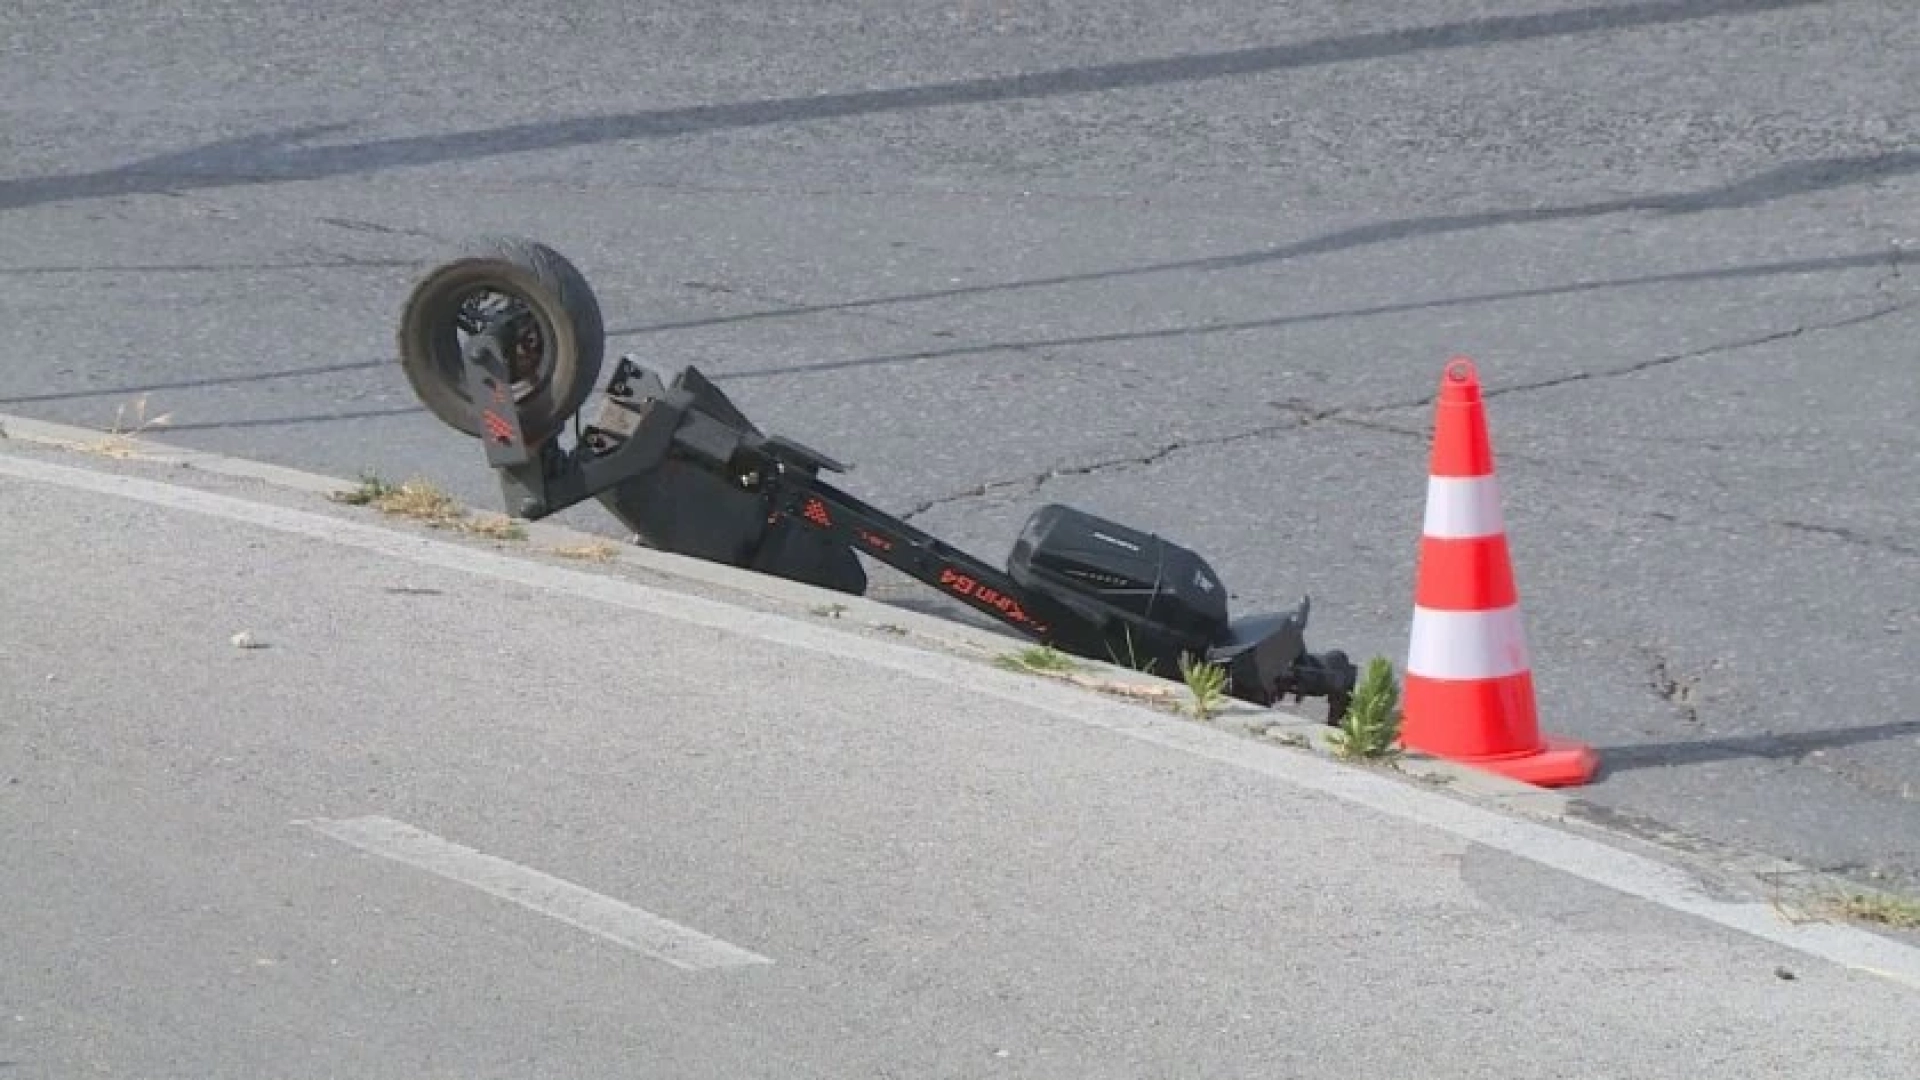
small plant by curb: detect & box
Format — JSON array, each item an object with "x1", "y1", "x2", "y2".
[
  {"x1": 86, "y1": 395, "x2": 173, "y2": 458},
  {"x1": 995, "y1": 645, "x2": 1083, "y2": 675},
  {"x1": 329, "y1": 472, "x2": 527, "y2": 541},
  {"x1": 1105, "y1": 625, "x2": 1159, "y2": 677},
  {"x1": 1177, "y1": 653, "x2": 1230, "y2": 720},
  {"x1": 1829, "y1": 890, "x2": 1920, "y2": 930},
  {"x1": 329, "y1": 471, "x2": 403, "y2": 508},
  {"x1": 1327, "y1": 656, "x2": 1404, "y2": 763}
]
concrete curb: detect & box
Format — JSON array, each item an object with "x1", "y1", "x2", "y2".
[
  {"x1": 0, "y1": 416, "x2": 1823, "y2": 811},
  {"x1": 0, "y1": 412, "x2": 1031, "y2": 654},
  {"x1": 0, "y1": 411, "x2": 1539, "y2": 796},
  {"x1": 5, "y1": 410, "x2": 1917, "y2": 972}
]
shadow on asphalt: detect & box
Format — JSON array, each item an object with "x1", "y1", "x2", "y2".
[
  {"x1": 1597, "y1": 720, "x2": 1920, "y2": 775},
  {"x1": 0, "y1": 0, "x2": 1828, "y2": 212}
]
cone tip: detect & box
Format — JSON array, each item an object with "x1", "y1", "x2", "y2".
[{"x1": 1440, "y1": 356, "x2": 1482, "y2": 402}]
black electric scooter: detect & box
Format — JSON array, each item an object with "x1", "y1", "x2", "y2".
[{"x1": 394, "y1": 237, "x2": 1357, "y2": 720}]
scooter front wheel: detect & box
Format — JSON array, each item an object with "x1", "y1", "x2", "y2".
[{"x1": 395, "y1": 236, "x2": 605, "y2": 445}]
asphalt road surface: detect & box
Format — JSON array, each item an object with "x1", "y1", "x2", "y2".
[
  {"x1": 4, "y1": 446, "x2": 1919, "y2": 1078},
  {"x1": 4, "y1": 0, "x2": 1917, "y2": 905}
]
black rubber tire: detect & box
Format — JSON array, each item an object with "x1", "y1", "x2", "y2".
[{"x1": 395, "y1": 236, "x2": 605, "y2": 444}]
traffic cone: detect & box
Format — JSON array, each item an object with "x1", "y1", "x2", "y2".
[{"x1": 1400, "y1": 356, "x2": 1598, "y2": 788}]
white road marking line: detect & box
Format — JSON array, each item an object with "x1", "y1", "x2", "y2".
[
  {"x1": 6, "y1": 446, "x2": 1920, "y2": 993},
  {"x1": 298, "y1": 815, "x2": 772, "y2": 971}
]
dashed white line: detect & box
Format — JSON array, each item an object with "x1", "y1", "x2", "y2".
[{"x1": 298, "y1": 815, "x2": 772, "y2": 972}]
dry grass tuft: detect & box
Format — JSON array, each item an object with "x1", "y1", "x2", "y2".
[
  {"x1": 84, "y1": 396, "x2": 173, "y2": 458},
  {"x1": 547, "y1": 540, "x2": 620, "y2": 562},
  {"x1": 329, "y1": 473, "x2": 526, "y2": 540},
  {"x1": 1830, "y1": 891, "x2": 1920, "y2": 930}
]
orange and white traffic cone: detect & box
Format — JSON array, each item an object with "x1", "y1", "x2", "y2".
[{"x1": 1401, "y1": 356, "x2": 1598, "y2": 788}]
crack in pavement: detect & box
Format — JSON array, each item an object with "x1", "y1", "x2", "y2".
[
  {"x1": 1323, "y1": 412, "x2": 1920, "y2": 561},
  {"x1": 1873, "y1": 239, "x2": 1906, "y2": 298},
  {"x1": 899, "y1": 291, "x2": 1920, "y2": 527},
  {"x1": 1821, "y1": 853, "x2": 1920, "y2": 880},
  {"x1": 1777, "y1": 520, "x2": 1919, "y2": 560},
  {"x1": 1804, "y1": 757, "x2": 1920, "y2": 806},
  {"x1": 1348, "y1": 292, "x2": 1920, "y2": 419},
  {"x1": 681, "y1": 278, "x2": 1058, "y2": 360},
  {"x1": 1644, "y1": 649, "x2": 1705, "y2": 727},
  {"x1": 315, "y1": 216, "x2": 445, "y2": 241},
  {"x1": 1486, "y1": 299, "x2": 1920, "y2": 404},
  {"x1": 900, "y1": 412, "x2": 1315, "y2": 521},
  {"x1": 1, "y1": 216, "x2": 437, "y2": 278},
  {"x1": 899, "y1": 400, "x2": 1423, "y2": 522}
]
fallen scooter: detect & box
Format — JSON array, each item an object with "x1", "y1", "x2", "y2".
[{"x1": 394, "y1": 237, "x2": 1359, "y2": 721}]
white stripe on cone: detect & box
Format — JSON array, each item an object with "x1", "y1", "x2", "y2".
[
  {"x1": 1407, "y1": 605, "x2": 1532, "y2": 681},
  {"x1": 1422, "y1": 475, "x2": 1507, "y2": 540}
]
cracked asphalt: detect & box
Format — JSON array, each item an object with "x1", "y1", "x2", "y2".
[{"x1": 3, "y1": 0, "x2": 1917, "y2": 893}]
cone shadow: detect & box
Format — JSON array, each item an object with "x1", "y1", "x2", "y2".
[{"x1": 1594, "y1": 720, "x2": 1920, "y2": 776}]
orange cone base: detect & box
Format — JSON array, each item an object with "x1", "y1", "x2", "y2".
[
  {"x1": 1402, "y1": 675, "x2": 1600, "y2": 788},
  {"x1": 1432, "y1": 736, "x2": 1599, "y2": 789}
]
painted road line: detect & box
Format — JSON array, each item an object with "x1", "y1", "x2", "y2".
[{"x1": 299, "y1": 815, "x2": 773, "y2": 972}]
